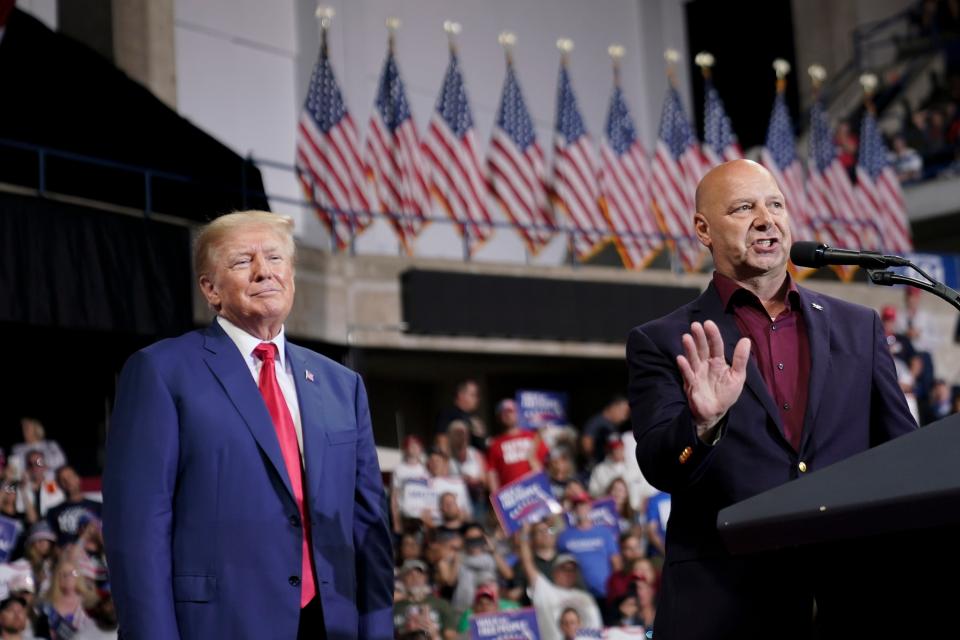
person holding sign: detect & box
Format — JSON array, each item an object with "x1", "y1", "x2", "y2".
[
  {"x1": 486, "y1": 400, "x2": 549, "y2": 493},
  {"x1": 516, "y1": 521, "x2": 602, "y2": 640}
]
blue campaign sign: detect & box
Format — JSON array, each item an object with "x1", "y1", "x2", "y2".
[
  {"x1": 516, "y1": 390, "x2": 568, "y2": 430},
  {"x1": 894, "y1": 253, "x2": 960, "y2": 290},
  {"x1": 0, "y1": 515, "x2": 22, "y2": 563},
  {"x1": 470, "y1": 607, "x2": 540, "y2": 640},
  {"x1": 564, "y1": 496, "x2": 620, "y2": 536},
  {"x1": 491, "y1": 471, "x2": 563, "y2": 535}
]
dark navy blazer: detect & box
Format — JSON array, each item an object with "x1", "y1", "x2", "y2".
[{"x1": 627, "y1": 282, "x2": 916, "y2": 634}]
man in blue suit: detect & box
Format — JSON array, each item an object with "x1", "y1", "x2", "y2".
[
  {"x1": 627, "y1": 160, "x2": 916, "y2": 639},
  {"x1": 103, "y1": 211, "x2": 394, "y2": 639}
]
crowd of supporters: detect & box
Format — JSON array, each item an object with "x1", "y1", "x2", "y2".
[
  {"x1": 1, "y1": 314, "x2": 957, "y2": 639},
  {"x1": 0, "y1": 419, "x2": 114, "y2": 640},
  {"x1": 391, "y1": 382, "x2": 667, "y2": 640},
  {"x1": 883, "y1": 288, "x2": 960, "y2": 425}
]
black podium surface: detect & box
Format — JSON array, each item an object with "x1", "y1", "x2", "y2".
[
  {"x1": 716, "y1": 414, "x2": 960, "y2": 637},
  {"x1": 718, "y1": 413, "x2": 960, "y2": 553}
]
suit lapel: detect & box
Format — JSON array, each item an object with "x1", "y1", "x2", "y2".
[
  {"x1": 286, "y1": 343, "x2": 331, "y2": 510},
  {"x1": 692, "y1": 284, "x2": 784, "y2": 432},
  {"x1": 202, "y1": 322, "x2": 296, "y2": 502},
  {"x1": 798, "y1": 287, "x2": 831, "y2": 448}
]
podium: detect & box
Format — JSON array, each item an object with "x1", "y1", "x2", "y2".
[{"x1": 717, "y1": 413, "x2": 960, "y2": 636}]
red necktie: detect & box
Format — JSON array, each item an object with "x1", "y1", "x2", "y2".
[{"x1": 253, "y1": 343, "x2": 317, "y2": 607}]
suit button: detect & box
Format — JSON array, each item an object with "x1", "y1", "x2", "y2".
[
  {"x1": 678, "y1": 446, "x2": 693, "y2": 464},
  {"x1": 289, "y1": 515, "x2": 300, "y2": 527},
  {"x1": 289, "y1": 576, "x2": 301, "y2": 586},
  {"x1": 798, "y1": 461, "x2": 808, "y2": 473}
]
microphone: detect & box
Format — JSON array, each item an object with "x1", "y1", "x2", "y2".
[{"x1": 790, "y1": 241, "x2": 911, "y2": 270}]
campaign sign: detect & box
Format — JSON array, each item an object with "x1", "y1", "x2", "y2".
[
  {"x1": 602, "y1": 628, "x2": 649, "y2": 639},
  {"x1": 0, "y1": 516, "x2": 22, "y2": 563},
  {"x1": 491, "y1": 471, "x2": 563, "y2": 535},
  {"x1": 516, "y1": 390, "x2": 568, "y2": 430},
  {"x1": 470, "y1": 608, "x2": 540, "y2": 640},
  {"x1": 564, "y1": 497, "x2": 619, "y2": 536},
  {"x1": 400, "y1": 478, "x2": 435, "y2": 520}
]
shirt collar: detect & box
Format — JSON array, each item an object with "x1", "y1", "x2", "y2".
[
  {"x1": 217, "y1": 316, "x2": 287, "y2": 369},
  {"x1": 712, "y1": 271, "x2": 800, "y2": 313}
]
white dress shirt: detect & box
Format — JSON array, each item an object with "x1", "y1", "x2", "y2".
[{"x1": 217, "y1": 316, "x2": 304, "y2": 456}]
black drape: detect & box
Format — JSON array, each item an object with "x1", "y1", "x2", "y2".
[
  {"x1": 0, "y1": 192, "x2": 193, "y2": 336},
  {"x1": 0, "y1": 8, "x2": 270, "y2": 221}
]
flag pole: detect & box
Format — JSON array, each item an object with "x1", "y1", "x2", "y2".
[
  {"x1": 808, "y1": 63, "x2": 826, "y2": 100},
  {"x1": 608, "y1": 43, "x2": 624, "y2": 88},
  {"x1": 695, "y1": 50, "x2": 714, "y2": 84},
  {"x1": 443, "y1": 20, "x2": 461, "y2": 55},
  {"x1": 498, "y1": 30, "x2": 516, "y2": 67},
  {"x1": 386, "y1": 16, "x2": 400, "y2": 55},
  {"x1": 556, "y1": 37, "x2": 576, "y2": 266}
]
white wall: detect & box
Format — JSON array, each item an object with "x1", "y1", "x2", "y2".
[
  {"x1": 17, "y1": 0, "x2": 57, "y2": 29},
  {"x1": 174, "y1": 0, "x2": 692, "y2": 263}
]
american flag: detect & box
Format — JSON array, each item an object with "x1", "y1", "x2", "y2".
[
  {"x1": 856, "y1": 109, "x2": 913, "y2": 254},
  {"x1": 760, "y1": 91, "x2": 817, "y2": 249},
  {"x1": 295, "y1": 30, "x2": 371, "y2": 250},
  {"x1": 807, "y1": 95, "x2": 877, "y2": 280},
  {"x1": 599, "y1": 84, "x2": 662, "y2": 270},
  {"x1": 552, "y1": 63, "x2": 608, "y2": 259},
  {"x1": 702, "y1": 77, "x2": 742, "y2": 165},
  {"x1": 422, "y1": 51, "x2": 494, "y2": 254},
  {"x1": 364, "y1": 47, "x2": 432, "y2": 253},
  {"x1": 650, "y1": 86, "x2": 710, "y2": 271},
  {"x1": 487, "y1": 60, "x2": 554, "y2": 254}
]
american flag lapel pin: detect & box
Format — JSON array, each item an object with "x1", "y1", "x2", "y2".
[
  {"x1": 305, "y1": 369, "x2": 315, "y2": 382},
  {"x1": 812, "y1": 302, "x2": 823, "y2": 311}
]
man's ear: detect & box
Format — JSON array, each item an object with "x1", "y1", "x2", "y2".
[
  {"x1": 198, "y1": 274, "x2": 221, "y2": 311},
  {"x1": 694, "y1": 212, "x2": 712, "y2": 249}
]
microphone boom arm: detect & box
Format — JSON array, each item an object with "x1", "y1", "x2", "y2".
[{"x1": 867, "y1": 266, "x2": 960, "y2": 313}]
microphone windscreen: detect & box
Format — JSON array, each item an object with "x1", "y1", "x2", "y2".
[{"x1": 789, "y1": 241, "x2": 824, "y2": 268}]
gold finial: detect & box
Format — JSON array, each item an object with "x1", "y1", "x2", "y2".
[
  {"x1": 808, "y1": 64, "x2": 826, "y2": 83},
  {"x1": 443, "y1": 20, "x2": 462, "y2": 53},
  {"x1": 695, "y1": 51, "x2": 714, "y2": 80},
  {"x1": 557, "y1": 38, "x2": 574, "y2": 65},
  {"x1": 499, "y1": 31, "x2": 516, "y2": 64},
  {"x1": 386, "y1": 16, "x2": 400, "y2": 53},
  {"x1": 608, "y1": 44, "x2": 624, "y2": 85},
  {"x1": 808, "y1": 64, "x2": 827, "y2": 94},
  {"x1": 664, "y1": 48, "x2": 680, "y2": 86},
  {"x1": 773, "y1": 58, "x2": 791, "y2": 93},
  {"x1": 773, "y1": 58, "x2": 791, "y2": 79},
  {"x1": 315, "y1": 5, "x2": 335, "y2": 30},
  {"x1": 860, "y1": 73, "x2": 879, "y2": 112}
]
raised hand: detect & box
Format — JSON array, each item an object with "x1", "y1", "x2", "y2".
[{"x1": 676, "y1": 320, "x2": 751, "y2": 441}]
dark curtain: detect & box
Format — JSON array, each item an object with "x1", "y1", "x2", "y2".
[
  {"x1": 0, "y1": 9, "x2": 270, "y2": 221},
  {"x1": 0, "y1": 192, "x2": 193, "y2": 336}
]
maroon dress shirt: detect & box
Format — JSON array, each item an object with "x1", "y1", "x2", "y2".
[{"x1": 713, "y1": 272, "x2": 811, "y2": 451}]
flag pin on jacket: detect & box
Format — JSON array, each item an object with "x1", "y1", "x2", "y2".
[
  {"x1": 305, "y1": 370, "x2": 315, "y2": 382},
  {"x1": 812, "y1": 302, "x2": 823, "y2": 311}
]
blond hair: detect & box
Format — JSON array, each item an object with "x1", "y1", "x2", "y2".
[{"x1": 193, "y1": 211, "x2": 295, "y2": 278}]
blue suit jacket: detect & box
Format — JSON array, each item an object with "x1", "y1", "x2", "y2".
[
  {"x1": 627, "y1": 283, "x2": 916, "y2": 635},
  {"x1": 103, "y1": 322, "x2": 394, "y2": 640}
]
